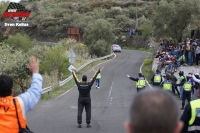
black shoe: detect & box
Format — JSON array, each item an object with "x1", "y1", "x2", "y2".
[
  {"x1": 78, "y1": 124, "x2": 81, "y2": 128},
  {"x1": 87, "y1": 124, "x2": 91, "y2": 128}
]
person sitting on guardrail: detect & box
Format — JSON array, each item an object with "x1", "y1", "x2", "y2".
[
  {"x1": 124, "y1": 89, "x2": 183, "y2": 133},
  {"x1": 0, "y1": 56, "x2": 43, "y2": 133},
  {"x1": 72, "y1": 68, "x2": 100, "y2": 128}
]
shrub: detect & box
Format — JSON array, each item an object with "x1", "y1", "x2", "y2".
[
  {"x1": 5, "y1": 33, "x2": 33, "y2": 52},
  {"x1": 144, "y1": 57, "x2": 153, "y2": 65},
  {"x1": 89, "y1": 39, "x2": 110, "y2": 57},
  {"x1": 40, "y1": 45, "x2": 70, "y2": 80}
]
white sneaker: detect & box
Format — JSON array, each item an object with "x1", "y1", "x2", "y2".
[
  {"x1": 96, "y1": 86, "x2": 97, "y2": 88},
  {"x1": 98, "y1": 87, "x2": 100, "y2": 89}
]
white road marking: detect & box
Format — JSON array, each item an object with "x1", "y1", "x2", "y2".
[
  {"x1": 92, "y1": 54, "x2": 117, "y2": 72},
  {"x1": 70, "y1": 106, "x2": 78, "y2": 109},
  {"x1": 108, "y1": 82, "x2": 113, "y2": 99},
  {"x1": 57, "y1": 89, "x2": 72, "y2": 98},
  {"x1": 140, "y1": 62, "x2": 152, "y2": 89},
  {"x1": 56, "y1": 54, "x2": 117, "y2": 98}
]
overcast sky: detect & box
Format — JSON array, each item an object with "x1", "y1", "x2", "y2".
[{"x1": 0, "y1": 0, "x2": 21, "y2": 2}]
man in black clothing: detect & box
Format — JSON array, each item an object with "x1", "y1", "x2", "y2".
[
  {"x1": 127, "y1": 73, "x2": 146, "y2": 92},
  {"x1": 72, "y1": 69, "x2": 100, "y2": 128},
  {"x1": 168, "y1": 71, "x2": 180, "y2": 96}
]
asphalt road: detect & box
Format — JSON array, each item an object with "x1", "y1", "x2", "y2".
[{"x1": 26, "y1": 50, "x2": 151, "y2": 133}]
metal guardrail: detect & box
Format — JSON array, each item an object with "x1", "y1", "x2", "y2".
[
  {"x1": 42, "y1": 52, "x2": 114, "y2": 94},
  {"x1": 59, "y1": 53, "x2": 114, "y2": 87},
  {"x1": 39, "y1": 42, "x2": 59, "y2": 45},
  {"x1": 42, "y1": 86, "x2": 52, "y2": 95}
]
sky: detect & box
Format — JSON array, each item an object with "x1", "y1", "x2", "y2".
[{"x1": 0, "y1": 0, "x2": 21, "y2": 2}]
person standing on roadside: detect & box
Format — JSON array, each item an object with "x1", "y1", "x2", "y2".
[
  {"x1": 177, "y1": 71, "x2": 186, "y2": 99},
  {"x1": 169, "y1": 71, "x2": 180, "y2": 97},
  {"x1": 180, "y1": 72, "x2": 200, "y2": 133},
  {"x1": 195, "y1": 44, "x2": 200, "y2": 67},
  {"x1": 0, "y1": 56, "x2": 43, "y2": 133},
  {"x1": 93, "y1": 65, "x2": 104, "y2": 89},
  {"x1": 178, "y1": 74, "x2": 193, "y2": 110},
  {"x1": 72, "y1": 68, "x2": 100, "y2": 128},
  {"x1": 127, "y1": 73, "x2": 146, "y2": 92},
  {"x1": 161, "y1": 75, "x2": 174, "y2": 95},
  {"x1": 151, "y1": 69, "x2": 162, "y2": 86}
]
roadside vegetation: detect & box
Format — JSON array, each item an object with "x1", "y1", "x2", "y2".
[
  {"x1": 0, "y1": 34, "x2": 98, "y2": 96},
  {"x1": 141, "y1": 57, "x2": 154, "y2": 84}
]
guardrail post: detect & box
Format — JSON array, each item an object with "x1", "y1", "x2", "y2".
[{"x1": 48, "y1": 85, "x2": 51, "y2": 95}]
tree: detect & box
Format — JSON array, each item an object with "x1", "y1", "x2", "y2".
[
  {"x1": 83, "y1": 19, "x2": 114, "y2": 56},
  {"x1": 0, "y1": 45, "x2": 31, "y2": 93},
  {"x1": 152, "y1": 0, "x2": 199, "y2": 43},
  {"x1": 40, "y1": 45, "x2": 70, "y2": 80},
  {"x1": 140, "y1": 21, "x2": 152, "y2": 40}
]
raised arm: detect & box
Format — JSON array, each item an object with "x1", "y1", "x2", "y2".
[
  {"x1": 127, "y1": 75, "x2": 139, "y2": 81},
  {"x1": 191, "y1": 70, "x2": 200, "y2": 83},
  {"x1": 72, "y1": 70, "x2": 80, "y2": 86},
  {"x1": 89, "y1": 69, "x2": 100, "y2": 86},
  {"x1": 17, "y1": 56, "x2": 43, "y2": 114}
]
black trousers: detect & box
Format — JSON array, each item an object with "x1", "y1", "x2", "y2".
[
  {"x1": 173, "y1": 85, "x2": 180, "y2": 96},
  {"x1": 137, "y1": 88, "x2": 145, "y2": 93},
  {"x1": 185, "y1": 51, "x2": 188, "y2": 64},
  {"x1": 182, "y1": 91, "x2": 191, "y2": 108},
  {"x1": 196, "y1": 53, "x2": 200, "y2": 65},
  {"x1": 77, "y1": 97, "x2": 91, "y2": 124}
]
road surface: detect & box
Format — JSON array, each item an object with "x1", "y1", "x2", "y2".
[{"x1": 26, "y1": 50, "x2": 154, "y2": 133}]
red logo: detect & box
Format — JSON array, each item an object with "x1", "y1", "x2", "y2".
[
  {"x1": 2, "y1": 12, "x2": 31, "y2": 18},
  {"x1": 1, "y1": 2, "x2": 31, "y2": 20}
]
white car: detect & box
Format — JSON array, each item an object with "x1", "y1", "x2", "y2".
[{"x1": 112, "y1": 44, "x2": 121, "y2": 52}]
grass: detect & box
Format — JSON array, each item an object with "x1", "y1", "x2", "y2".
[
  {"x1": 141, "y1": 57, "x2": 154, "y2": 84},
  {"x1": 40, "y1": 55, "x2": 114, "y2": 102},
  {"x1": 73, "y1": 60, "x2": 89, "y2": 68},
  {"x1": 122, "y1": 46, "x2": 151, "y2": 52}
]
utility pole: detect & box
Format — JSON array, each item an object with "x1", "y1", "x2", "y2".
[{"x1": 136, "y1": 0, "x2": 138, "y2": 30}]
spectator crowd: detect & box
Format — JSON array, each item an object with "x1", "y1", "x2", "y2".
[{"x1": 154, "y1": 38, "x2": 200, "y2": 99}]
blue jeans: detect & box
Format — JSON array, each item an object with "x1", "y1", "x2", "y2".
[
  {"x1": 96, "y1": 79, "x2": 100, "y2": 87},
  {"x1": 188, "y1": 52, "x2": 193, "y2": 65},
  {"x1": 180, "y1": 86, "x2": 183, "y2": 99},
  {"x1": 168, "y1": 64, "x2": 174, "y2": 71}
]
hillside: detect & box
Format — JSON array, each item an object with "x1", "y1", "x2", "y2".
[{"x1": 0, "y1": 0, "x2": 158, "y2": 44}]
